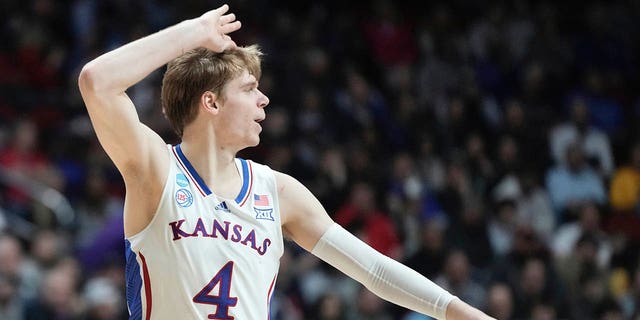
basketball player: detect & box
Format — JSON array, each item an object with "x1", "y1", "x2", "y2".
[{"x1": 78, "y1": 4, "x2": 493, "y2": 320}]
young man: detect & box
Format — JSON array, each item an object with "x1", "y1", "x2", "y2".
[{"x1": 78, "y1": 4, "x2": 493, "y2": 320}]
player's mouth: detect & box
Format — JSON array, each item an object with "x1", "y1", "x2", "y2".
[{"x1": 254, "y1": 117, "x2": 264, "y2": 131}]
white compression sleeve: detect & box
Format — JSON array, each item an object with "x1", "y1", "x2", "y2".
[{"x1": 311, "y1": 223, "x2": 457, "y2": 320}]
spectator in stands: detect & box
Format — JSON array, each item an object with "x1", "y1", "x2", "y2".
[
  {"x1": 487, "y1": 199, "x2": 518, "y2": 257},
  {"x1": 485, "y1": 282, "x2": 514, "y2": 320},
  {"x1": 515, "y1": 169, "x2": 556, "y2": 243},
  {"x1": 511, "y1": 258, "x2": 565, "y2": 319},
  {"x1": 609, "y1": 141, "x2": 640, "y2": 213},
  {"x1": 465, "y1": 132, "x2": 495, "y2": 197},
  {"x1": 529, "y1": 300, "x2": 558, "y2": 320},
  {"x1": 74, "y1": 168, "x2": 123, "y2": 248},
  {"x1": 312, "y1": 292, "x2": 346, "y2": 320},
  {"x1": 416, "y1": 134, "x2": 447, "y2": 193},
  {"x1": 551, "y1": 202, "x2": 612, "y2": 271},
  {"x1": 404, "y1": 218, "x2": 448, "y2": 279},
  {"x1": 596, "y1": 298, "x2": 625, "y2": 320},
  {"x1": 334, "y1": 182, "x2": 401, "y2": 259},
  {"x1": 619, "y1": 267, "x2": 640, "y2": 318},
  {"x1": 555, "y1": 233, "x2": 607, "y2": 299},
  {"x1": 334, "y1": 69, "x2": 396, "y2": 147},
  {"x1": 494, "y1": 135, "x2": 520, "y2": 182},
  {"x1": 435, "y1": 249, "x2": 486, "y2": 309},
  {"x1": 550, "y1": 97, "x2": 614, "y2": 178},
  {"x1": 490, "y1": 168, "x2": 556, "y2": 245},
  {"x1": 348, "y1": 286, "x2": 393, "y2": 320},
  {"x1": 0, "y1": 274, "x2": 22, "y2": 320},
  {"x1": 446, "y1": 199, "x2": 493, "y2": 269},
  {"x1": 500, "y1": 99, "x2": 549, "y2": 173},
  {"x1": 26, "y1": 230, "x2": 71, "y2": 292},
  {"x1": 546, "y1": 143, "x2": 606, "y2": 222},
  {"x1": 0, "y1": 119, "x2": 64, "y2": 222},
  {"x1": 569, "y1": 268, "x2": 609, "y2": 320},
  {"x1": 313, "y1": 147, "x2": 349, "y2": 214},
  {"x1": 0, "y1": 234, "x2": 40, "y2": 302},
  {"x1": 386, "y1": 152, "x2": 429, "y2": 252},
  {"x1": 82, "y1": 277, "x2": 125, "y2": 320},
  {"x1": 23, "y1": 262, "x2": 83, "y2": 320},
  {"x1": 362, "y1": 0, "x2": 417, "y2": 67}
]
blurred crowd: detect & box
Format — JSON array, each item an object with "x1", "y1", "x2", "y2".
[{"x1": 1, "y1": 0, "x2": 640, "y2": 319}]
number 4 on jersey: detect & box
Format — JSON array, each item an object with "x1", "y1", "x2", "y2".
[{"x1": 193, "y1": 261, "x2": 238, "y2": 319}]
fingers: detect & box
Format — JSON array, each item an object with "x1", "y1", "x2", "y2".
[
  {"x1": 213, "y1": 5, "x2": 240, "y2": 34},
  {"x1": 220, "y1": 20, "x2": 242, "y2": 34},
  {"x1": 215, "y1": 4, "x2": 229, "y2": 16},
  {"x1": 200, "y1": 4, "x2": 240, "y2": 51},
  {"x1": 220, "y1": 13, "x2": 236, "y2": 25}
]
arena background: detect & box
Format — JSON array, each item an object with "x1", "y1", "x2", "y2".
[{"x1": 1, "y1": 0, "x2": 640, "y2": 319}]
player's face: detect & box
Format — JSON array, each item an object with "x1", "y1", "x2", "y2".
[{"x1": 215, "y1": 69, "x2": 269, "y2": 148}]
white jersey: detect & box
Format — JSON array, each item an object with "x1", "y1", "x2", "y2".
[{"x1": 125, "y1": 144, "x2": 284, "y2": 320}]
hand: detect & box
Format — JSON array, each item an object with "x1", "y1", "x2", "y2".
[
  {"x1": 446, "y1": 299, "x2": 496, "y2": 320},
  {"x1": 197, "y1": 4, "x2": 242, "y2": 52}
]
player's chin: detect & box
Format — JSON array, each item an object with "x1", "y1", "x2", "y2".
[{"x1": 248, "y1": 136, "x2": 260, "y2": 147}]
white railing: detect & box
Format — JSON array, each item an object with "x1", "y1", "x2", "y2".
[{"x1": 0, "y1": 166, "x2": 75, "y2": 230}]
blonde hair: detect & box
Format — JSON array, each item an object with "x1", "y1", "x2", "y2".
[{"x1": 161, "y1": 45, "x2": 263, "y2": 137}]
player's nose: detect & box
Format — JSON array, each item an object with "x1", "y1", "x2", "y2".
[{"x1": 257, "y1": 90, "x2": 269, "y2": 108}]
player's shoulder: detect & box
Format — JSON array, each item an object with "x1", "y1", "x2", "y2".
[
  {"x1": 236, "y1": 158, "x2": 302, "y2": 193},
  {"x1": 239, "y1": 157, "x2": 270, "y2": 169},
  {"x1": 237, "y1": 157, "x2": 277, "y2": 178}
]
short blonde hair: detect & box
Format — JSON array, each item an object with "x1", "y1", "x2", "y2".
[{"x1": 161, "y1": 45, "x2": 263, "y2": 137}]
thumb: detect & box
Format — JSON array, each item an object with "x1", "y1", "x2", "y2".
[{"x1": 222, "y1": 38, "x2": 237, "y2": 51}]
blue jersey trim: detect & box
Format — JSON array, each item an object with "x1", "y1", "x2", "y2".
[
  {"x1": 125, "y1": 240, "x2": 142, "y2": 320},
  {"x1": 175, "y1": 144, "x2": 212, "y2": 195},
  {"x1": 234, "y1": 159, "x2": 250, "y2": 204}
]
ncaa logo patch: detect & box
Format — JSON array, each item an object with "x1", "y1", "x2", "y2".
[
  {"x1": 175, "y1": 188, "x2": 193, "y2": 208},
  {"x1": 176, "y1": 173, "x2": 189, "y2": 187}
]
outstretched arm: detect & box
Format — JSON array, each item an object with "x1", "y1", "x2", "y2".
[
  {"x1": 277, "y1": 172, "x2": 494, "y2": 320},
  {"x1": 78, "y1": 5, "x2": 241, "y2": 235}
]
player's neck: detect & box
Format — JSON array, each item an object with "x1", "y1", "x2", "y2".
[
  {"x1": 180, "y1": 131, "x2": 240, "y2": 193},
  {"x1": 181, "y1": 118, "x2": 240, "y2": 160}
]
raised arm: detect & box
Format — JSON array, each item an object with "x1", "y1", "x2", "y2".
[
  {"x1": 276, "y1": 171, "x2": 494, "y2": 320},
  {"x1": 77, "y1": 5, "x2": 241, "y2": 235}
]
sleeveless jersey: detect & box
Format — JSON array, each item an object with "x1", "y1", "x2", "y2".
[{"x1": 125, "y1": 144, "x2": 284, "y2": 319}]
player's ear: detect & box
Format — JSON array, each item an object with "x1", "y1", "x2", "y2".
[{"x1": 201, "y1": 91, "x2": 219, "y2": 114}]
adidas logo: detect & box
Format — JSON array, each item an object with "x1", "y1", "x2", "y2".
[{"x1": 214, "y1": 201, "x2": 230, "y2": 213}]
